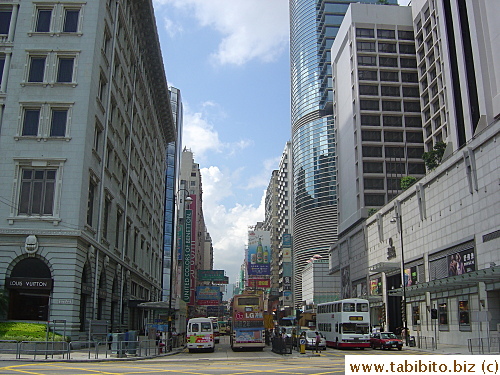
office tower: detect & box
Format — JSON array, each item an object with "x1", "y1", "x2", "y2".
[
  {"x1": 0, "y1": 0, "x2": 174, "y2": 338},
  {"x1": 163, "y1": 87, "x2": 183, "y2": 301},
  {"x1": 332, "y1": 3, "x2": 425, "y2": 232},
  {"x1": 289, "y1": 0, "x2": 397, "y2": 307},
  {"x1": 411, "y1": 0, "x2": 495, "y2": 152}
]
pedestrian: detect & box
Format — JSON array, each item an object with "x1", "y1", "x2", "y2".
[
  {"x1": 107, "y1": 330, "x2": 113, "y2": 350},
  {"x1": 315, "y1": 331, "x2": 321, "y2": 353}
]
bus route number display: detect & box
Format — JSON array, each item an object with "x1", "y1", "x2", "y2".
[{"x1": 349, "y1": 316, "x2": 363, "y2": 321}]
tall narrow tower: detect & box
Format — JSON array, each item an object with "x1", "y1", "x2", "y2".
[{"x1": 289, "y1": 0, "x2": 397, "y2": 306}]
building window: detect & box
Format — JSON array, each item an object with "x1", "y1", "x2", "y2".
[
  {"x1": 358, "y1": 70, "x2": 378, "y2": 81},
  {"x1": 28, "y1": 56, "x2": 46, "y2": 82},
  {"x1": 382, "y1": 101, "x2": 401, "y2": 112},
  {"x1": 0, "y1": 55, "x2": 5, "y2": 88},
  {"x1": 404, "y1": 101, "x2": 421, "y2": 112},
  {"x1": 364, "y1": 194, "x2": 385, "y2": 206},
  {"x1": 358, "y1": 56, "x2": 376, "y2": 66},
  {"x1": 438, "y1": 300, "x2": 448, "y2": 330},
  {"x1": 103, "y1": 198, "x2": 111, "y2": 240},
  {"x1": 383, "y1": 115, "x2": 402, "y2": 127},
  {"x1": 93, "y1": 123, "x2": 102, "y2": 152},
  {"x1": 402, "y1": 86, "x2": 420, "y2": 98},
  {"x1": 57, "y1": 57, "x2": 75, "y2": 82},
  {"x1": 0, "y1": 9, "x2": 12, "y2": 35},
  {"x1": 360, "y1": 115, "x2": 380, "y2": 126},
  {"x1": 18, "y1": 169, "x2": 56, "y2": 215},
  {"x1": 362, "y1": 146, "x2": 382, "y2": 157},
  {"x1": 356, "y1": 28, "x2": 374, "y2": 38},
  {"x1": 377, "y1": 29, "x2": 395, "y2": 39},
  {"x1": 87, "y1": 179, "x2": 97, "y2": 227},
  {"x1": 384, "y1": 131, "x2": 404, "y2": 142},
  {"x1": 357, "y1": 42, "x2": 376, "y2": 52},
  {"x1": 364, "y1": 178, "x2": 384, "y2": 189},
  {"x1": 380, "y1": 71, "x2": 399, "y2": 82},
  {"x1": 385, "y1": 146, "x2": 405, "y2": 158},
  {"x1": 361, "y1": 130, "x2": 381, "y2": 142},
  {"x1": 98, "y1": 76, "x2": 107, "y2": 102},
  {"x1": 22, "y1": 108, "x2": 41, "y2": 136},
  {"x1": 49, "y1": 109, "x2": 68, "y2": 137},
  {"x1": 407, "y1": 147, "x2": 424, "y2": 158},
  {"x1": 115, "y1": 210, "x2": 122, "y2": 248},
  {"x1": 400, "y1": 58, "x2": 417, "y2": 68},
  {"x1": 360, "y1": 100, "x2": 380, "y2": 111},
  {"x1": 63, "y1": 9, "x2": 80, "y2": 32},
  {"x1": 401, "y1": 72, "x2": 419, "y2": 83},
  {"x1": 412, "y1": 304, "x2": 420, "y2": 326},
  {"x1": 379, "y1": 57, "x2": 398, "y2": 67},
  {"x1": 381, "y1": 86, "x2": 400, "y2": 97},
  {"x1": 35, "y1": 8, "x2": 52, "y2": 32},
  {"x1": 398, "y1": 30, "x2": 414, "y2": 40},
  {"x1": 359, "y1": 85, "x2": 378, "y2": 95},
  {"x1": 363, "y1": 162, "x2": 384, "y2": 173},
  {"x1": 399, "y1": 43, "x2": 416, "y2": 54},
  {"x1": 408, "y1": 163, "x2": 425, "y2": 174},
  {"x1": 378, "y1": 43, "x2": 397, "y2": 53},
  {"x1": 458, "y1": 298, "x2": 471, "y2": 331}
]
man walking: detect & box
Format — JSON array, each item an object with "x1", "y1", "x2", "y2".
[{"x1": 315, "y1": 332, "x2": 321, "y2": 353}]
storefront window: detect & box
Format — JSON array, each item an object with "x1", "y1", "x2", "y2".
[
  {"x1": 438, "y1": 300, "x2": 448, "y2": 331},
  {"x1": 412, "y1": 304, "x2": 420, "y2": 326},
  {"x1": 458, "y1": 298, "x2": 471, "y2": 331}
]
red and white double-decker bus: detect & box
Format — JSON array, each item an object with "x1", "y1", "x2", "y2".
[{"x1": 230, "y1": 291, "x2": 265, "y2": 351}]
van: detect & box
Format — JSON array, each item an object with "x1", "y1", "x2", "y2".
[
  {"x1": 207, "y1": 317, "x2": 220, "y2": 343},
  {"x1": 187, "y1": 317, "x2": 215, "y2": 352}
]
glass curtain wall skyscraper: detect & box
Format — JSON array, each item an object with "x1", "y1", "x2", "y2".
[{"x1": 289, "y1": 0, "x2": 396, "y2": 307}]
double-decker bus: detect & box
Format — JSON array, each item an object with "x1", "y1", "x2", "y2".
[
  {"x1": 317, "y1": 298, "x2": 370, "y2": 349},
  {"x1": 230, "y1": 291, "x2": 265, "y2": 351}
]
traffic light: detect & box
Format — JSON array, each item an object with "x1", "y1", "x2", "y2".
[
  {"x1": 296, "y1": 309, "x2": 303, "y2": 325},
  {"x1": 400, "y1": 300, "x2": 406, "y2": 321},
  {"x1": 431, "y1": 308, "x2": 437, "y2": 319}
]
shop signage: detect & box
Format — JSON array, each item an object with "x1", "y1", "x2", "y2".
[{"x1": 5, "y1": 277, "x2": 53, "y2": 290}]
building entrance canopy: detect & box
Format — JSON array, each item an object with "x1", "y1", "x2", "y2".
[{"x1": 387, "y1": 266, "x2": 499, "y2": 297}]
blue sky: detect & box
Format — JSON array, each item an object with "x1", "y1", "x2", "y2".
[{"x1": 152, "y1": 0, "x2": 411, "y2": 284}]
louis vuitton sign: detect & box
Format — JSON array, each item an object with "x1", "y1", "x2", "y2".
[{"x1": 5, "y1": 277, "x2": 53, "y2": 290}]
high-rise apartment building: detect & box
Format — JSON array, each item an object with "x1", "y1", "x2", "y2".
[
  {"x1": 289, "y1": 0, "x2": 397, "y2": 307},
  {"x1": 0, "y1": 0, "x2": 175, "y2": 338}
]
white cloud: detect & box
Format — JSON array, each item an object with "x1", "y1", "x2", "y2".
[
  {"x1": 201, "y1": 165, "x2": 265, "y2": 281},
  {"x1": 155, "y1": 0, "x2": 289, "y2": 66},
  {"x1": 163, "y1": 16, "x2": 183, "y2": 38},
  {"x1": 182, "y1": 105, "x2": 251, "y2": 162}
]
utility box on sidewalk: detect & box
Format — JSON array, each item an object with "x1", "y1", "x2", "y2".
[{"x1": 408, "y1": 336, "x2": 416, "y2": 347}]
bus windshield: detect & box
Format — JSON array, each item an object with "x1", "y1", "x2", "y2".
[{"x1": 342, "y1": 323, "x2": 370, "y2": 334}]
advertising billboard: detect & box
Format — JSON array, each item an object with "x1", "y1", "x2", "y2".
[
  {"x1": 448, "y1": 248, "x2": 475, "y2": 276},
  {"x1": 247, "y1": 230, "x2": 271, "y2": 277},
  {"x1": 196, "y1": 286, "x2": 221, "y2": 306}
]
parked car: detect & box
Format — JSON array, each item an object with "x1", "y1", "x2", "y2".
[
  {"x1": 299, "y1": 330, "x2": 326, "y2": 350},
  {"x1": 370, "y1": 332, "x2": 403, "y2": 350}
]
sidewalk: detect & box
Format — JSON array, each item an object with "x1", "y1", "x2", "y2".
[{"x1": 0, "y1": 345, "x2": 186, "y2": 362}]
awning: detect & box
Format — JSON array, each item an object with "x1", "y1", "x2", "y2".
[
  {"x1": 369, "y1": 262, "x2": 400, "y2": 273},
  {"x1": 388, "y1": 266, "x2": 499, "y2": 297}
]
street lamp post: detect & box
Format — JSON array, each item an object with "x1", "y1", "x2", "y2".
[
  {"x1": 167, "y1": 189, "x2": 192, "y2": 351},
  {"x1": 391, "y1": 205, "x2": 408, "y2": 346}
]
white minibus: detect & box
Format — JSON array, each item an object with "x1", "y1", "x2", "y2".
[{"x1": 187, "y1": 317, "x2": 215, "y2": 352}]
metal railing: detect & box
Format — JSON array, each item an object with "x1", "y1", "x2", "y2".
[
  {"x1": 467, "y1": 337, "x2": 500, "y2": 354},
  {"x1": 416, "y1": 336, "x2": 436, "y2": 350}
]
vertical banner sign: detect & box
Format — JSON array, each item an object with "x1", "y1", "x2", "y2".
[
  {"x1": 182, "y1": 209, "x2": 192, "y2": 303},
  {"x1": 189, "y1": 196, "x2": 197, "y2": 305},
  {"x1": 177, "y1": 224, "x2": 183, "y2": 261}
]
